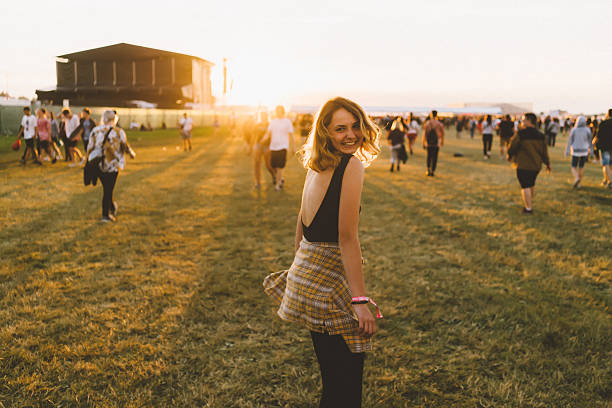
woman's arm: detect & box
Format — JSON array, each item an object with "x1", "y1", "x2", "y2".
[
  {"x1": 295, "y1": 209, "x2": 303, "y2": 253},
  {"x1": 338, "y1": 157, "x2": 375, "y2": 336}
]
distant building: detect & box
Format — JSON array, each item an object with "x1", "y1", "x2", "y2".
[
  {"x1": 36, "y1": 43, "x2": 214, "y2": 108},
  {"x1": 450, "y1": 102, "x2": 534, "y2": 115}
]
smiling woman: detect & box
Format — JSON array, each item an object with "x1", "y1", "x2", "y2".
[
  {"x1": 300, "y1": 97, "x2": 381, "y2": 172},
  {"x1": 264, "y1": 96, "x2": 382, "y2": 407}
]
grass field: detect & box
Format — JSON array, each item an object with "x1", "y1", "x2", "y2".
[{"x1": 0, "y1": 126, "x2": 610, "y2": 407}]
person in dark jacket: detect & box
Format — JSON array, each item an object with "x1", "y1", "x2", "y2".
[
  {"x1": 593, "y1": 108, "x2": 612, "y2": 188},
  {"x1": 507, "y1": 113, "x2": 551, "y2": 214},
  {"x1": 498, "y1": 115, "x2": 515, "y2": 158}
]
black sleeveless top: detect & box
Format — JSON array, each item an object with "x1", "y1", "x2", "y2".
[{"x1": 302, "y1": 154, "x2": 352, "y2": 243}]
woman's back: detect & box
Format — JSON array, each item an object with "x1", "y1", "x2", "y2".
[{"x1": 301, "y1": 155, "x2": 352, "y2": 243}]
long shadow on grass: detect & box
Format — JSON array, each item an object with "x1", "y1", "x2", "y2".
[
  {"x1": 0, "y1": 145, "x2": 211, "y2": 242},
  {"x1": 363, "y1": 177, "x2": 610, "y2": 405},
  {"x1": 0, "y1": 142, "x2": 224, "y2": 292},
  {"x1": 0, "y1": 138, "x2": 234, "y2": 406},
  {"x1": 159, "y1": 145, "x2": 320, "y2": 407},
  {"x1": 366, "y1": 175, "x2": 610, "y2": 306}
]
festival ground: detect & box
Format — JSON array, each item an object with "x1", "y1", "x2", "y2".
[{"x1": 0, "y1": 127, "x2": 610, "y2": 407}]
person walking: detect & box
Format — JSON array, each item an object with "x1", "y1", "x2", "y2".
[
  {"x1": 244, "y1": 112, "x2": 274, "y2": 189},
  {"x1": 498, "y1": 114, "x2": 515, "y2": 158},
  {"x1": 590, "y1": 116, "x2": 600, "y2": 164},
  {"x1": 387, "y1": 117, "x2": 406, "y2": 172},
  {"x1": 565, "y1": 116, "x2": 592, "y2": 188},
  {"x1": 481, "y1": 115, "x2": 494, "y2": 159},
  {"x1": 86, "y1": 110, "x2": 132, "y2": 223},
  {"x1": 36, "y1": 108, "x2": 56, "y2": 163},
  {"x1": 422, "y1": 110, "x2": 444, "y2": 176},
  {"x1": 469, "y1": 118, "x2": 476, "y2": 139},
  {"x1": 264, "y1": 97, "x2": 382, "y2": 408},
  {"x1": 49, "y1": 111, "x2": 63, "y2": 160},
  {"x1": 507, "y1": 113, "x2": 551, "y2": 214},
  {"x1": 179, "y1": 112, "x2": 193, "y2": 151},
  {"x1": 80, "y1": 108, "x2": 96, "y2": 154},
  {"x1": 593, "y1": 108, "x2": 612, "y2": 188},
  {"x1": 406, "y1": 112, "x2": 420, "y2": 155},
  {"x1": 455, "y1": 116, "x2": 463, "y2": 138},
  {"x1": 265, "y1": 105, "x2": 294, "y2": 191},
  {"x1": 17, "y1": 106, "x2": 41, "y2": 165},
  {"x1": 546, "y1": 117, "x2": 561, "y2": 147},
  {"x1": 62, "y1": 108, "x2": 83, "y2": 166}
]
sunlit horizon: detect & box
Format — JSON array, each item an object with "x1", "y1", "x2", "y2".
[{"x1": 2, "y1": 0, "x2": 611, "y2": 114}]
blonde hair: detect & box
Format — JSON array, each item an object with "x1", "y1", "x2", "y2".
[
  {"x1": 391, "y1": 117, "x2": 404, "y2": 132},
  {"x1": 300, "y1": 97, "x2": 380, "y2": 172}
]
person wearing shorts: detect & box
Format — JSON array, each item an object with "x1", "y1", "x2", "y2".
[
  {"x1": 179, "y1": 113, "x2": 193, "y2": 151},
  {"x1": 507, "y1": 113, "x2": 551, "y2": 214},
  {"x1": 565, "y1": 116, "x2": 592, "y2": 188},
  {"x1": 406, "y1": 113, "x2": 419, "y2": 155},
  {"x1": 36, "y1": 108, "x2": 56, "y2": 164},
  {"x1": 265, "y1": 105, "x2": 294, "y2": 191},
  {"x1": 17, "y1": 106, "x2": 41, "y2": 165},
  {"x1": 593, "y1": 109, "x2": 612, "y2": 188},
  {"x1": 270, "y1": 149, "x2": 287, "y2": 169}
]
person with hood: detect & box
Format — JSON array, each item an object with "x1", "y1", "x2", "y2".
[
  {"x1": 593, "y1": 108, "x2": 612, "y2": 188},
  {"x1": 507, "y1": 113, "x2": 551, "y2": 214},
  {"x1": 565, "y1": 116, "x2": 593, "y2": 188}
]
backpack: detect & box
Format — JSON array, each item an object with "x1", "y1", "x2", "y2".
[{"x1": 426, "y1": 126, "x2": 439, "y2": 146}]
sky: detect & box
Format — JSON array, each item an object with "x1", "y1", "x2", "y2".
[{"x1": 2, "y1": 0, "x2": 611, "y2": 113}]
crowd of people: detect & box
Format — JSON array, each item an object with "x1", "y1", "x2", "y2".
[
  {"x1": 9, "y1": 97, "x2": 612, "y2": 406},
  {"x1": 375, "y1": 109, "x2": 612, "y2": 212},
  {"x1": 14, "y1": 102, "x2": 612, "y2": 221},
  {"x1": 16, "y1": 106, "x2": 97, "y2": 167},
  {"x1": 241, "y1": 105, "x2": 295, "y2": 191},
  {"x1": 14, "y1": 106, "x2": 134, "y2": 222}
]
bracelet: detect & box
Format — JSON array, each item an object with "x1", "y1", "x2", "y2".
[{"x1": 351, "y1": 296, "x2": 383, "y2": 319}]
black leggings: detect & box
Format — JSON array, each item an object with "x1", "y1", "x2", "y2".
[
  {"x1": 100, "y1": 171, "x2": 118, "y2": 217},
  {"x1": 482, "y1": 134, "x2": 493, "y2": 155},
  {"x1": 426, "y1": 146, "x2": 439, "y2": 173},
  {"x1": 310, "y1": 331, "x2": 364, "y2": 408}
]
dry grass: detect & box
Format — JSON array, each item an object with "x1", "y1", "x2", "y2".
[{"x1": 0, "y1": 127, "x2": 610, "y2": 407}]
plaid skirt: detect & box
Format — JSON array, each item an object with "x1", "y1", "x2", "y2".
[{"x1": 263, "y1": 238, "x2": 371, "y2": 353}]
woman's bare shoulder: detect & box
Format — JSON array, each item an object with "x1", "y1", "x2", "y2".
[{"x1": 345, "y1": 156, "x2": 364, "y2": 177}]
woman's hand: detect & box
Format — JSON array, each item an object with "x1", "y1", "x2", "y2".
[{"x1": 353, "y1": 303, "x2": 376, "y2": 337}]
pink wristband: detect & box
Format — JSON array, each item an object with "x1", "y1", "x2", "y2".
[{"x1": 351, "y1": 296, "x2": 383, "y2": 319}]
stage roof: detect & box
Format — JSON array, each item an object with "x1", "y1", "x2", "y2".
[{"x1": 57, "y1": 43, "x2": 214, "y2": 65}]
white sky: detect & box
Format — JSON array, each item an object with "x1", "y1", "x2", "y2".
[{"x1": 2, "y1": 0, "x2": 611, "y2": 113}]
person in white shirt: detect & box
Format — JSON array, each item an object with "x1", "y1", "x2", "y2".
[
  {"x1": 62, "y1": 107, "x2": 84, "y2": 166},
  {"x1": 480, "y1": 115, "x2": 494, "y2": 159},
  {"x1": 17, "y1": 106, "x2": 41, "y2": 165},
  {"x1": 406, "y1": 113, "x2": 420, "y2": 155},
  {"x1": 179, "y1": 113, "x2": 193, "y2": 152},
  {"x1": 265, "y1": 105, "x2": 294, "y2": 191}
]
